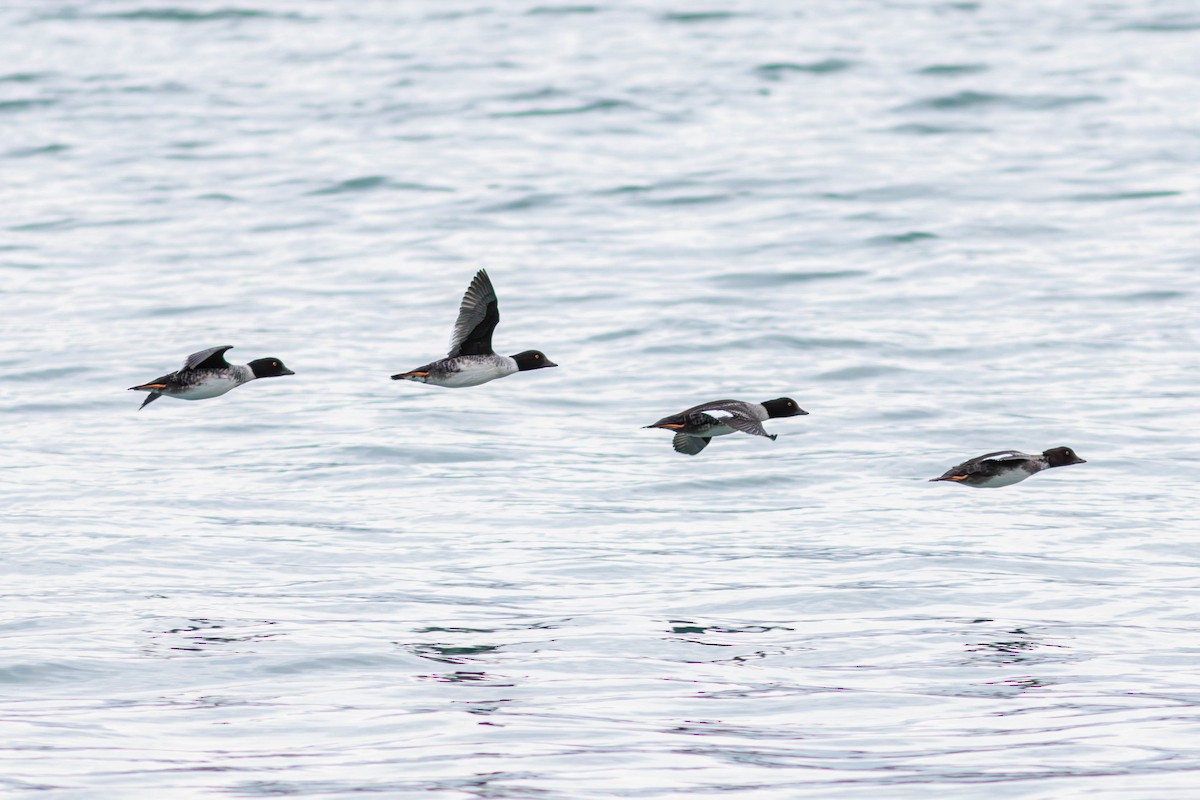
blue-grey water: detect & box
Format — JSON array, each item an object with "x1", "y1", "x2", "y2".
[{"x1": 2, "y1": 1, "x2": 1199, "y2": 797}]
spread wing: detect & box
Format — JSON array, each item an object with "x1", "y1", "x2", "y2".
[
  {"x1": 675, "y1": 400, "x2": 774, "y2": 438},
  {"x1": 721, "y1": 414, "x2": 776, "y2": 439},
  {"x1": 182, "y1": 345, "x2": 234, "y2": 371},
  {"x1": 447, "y1": 269, "x2": 499, "y2": 357},
  {"x1": 672, "y1": 433, "x2": 710, "y2": 455}
]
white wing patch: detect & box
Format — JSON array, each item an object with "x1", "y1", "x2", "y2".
[{"x1": 979, "y1": 451, "x2": 1031, "y2": 463}]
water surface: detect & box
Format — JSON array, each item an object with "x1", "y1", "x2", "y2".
[{"x1": 2, "y1": 1, "x2": 1199, "y2": 797}]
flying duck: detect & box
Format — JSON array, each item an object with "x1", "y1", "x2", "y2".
[
  {"x1": 391, "y1": 269, "x2": 557, "y2": 387},
  {"x1": 645, "y1": 397, "x2": 808, "y2": 455},
  {"x1": 129, "y1": 345, "x2": 293, "y2": 410}
]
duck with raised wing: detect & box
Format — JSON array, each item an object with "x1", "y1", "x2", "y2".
[
  {"x1": 129, "y1": 346, "x2": 294, "y2": 410},
  {"x1": 930, "y1": 447, "x2": 1086, "y2": 487},
  {"x1": 645, "y1": 397, "x2": 808, "y2": 455},
  {"x1": 391, "y1": 269, "x2": 557, "y2": 388}
]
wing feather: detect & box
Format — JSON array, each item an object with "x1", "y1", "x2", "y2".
[
  {"x1": 447, "y1": 270, "x2": 500, "y2": 357},
  {"x1": 943, "y1": 451, "x2": 1031, "y2": 478},
  {"x1": 672, "y1": 433, "x2": 710, "y2": 455},
  {"x1": 974, "y1": 451, "x2": 1031, "y2": 466},
  {"x1": 678, "y1": 399, "x2": 748, "y2": 417},
  {"x1": 721, "y1": 414, "x2": 776, "y2": 439},
  {"x1": 183, "y1": 346, "x2": 234, "y2": 371}
]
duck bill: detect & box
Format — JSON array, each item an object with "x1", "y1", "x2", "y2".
[{"x1": 645, "y1": 422, "x2": 685, "y2": 430}]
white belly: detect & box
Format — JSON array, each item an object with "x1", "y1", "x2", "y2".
[
  {"x1": 975, "y1": 470, "x2": 1033, "y2": 488},
  {"x1": 440, "y1": 372, "x2": 501, "y2": 388},
  {"x1": 433, "y1": 357, "x2": 517, "y2": 388},
  {"x1": 176, "y1": 378, "x2": 240, "y2": 400}
]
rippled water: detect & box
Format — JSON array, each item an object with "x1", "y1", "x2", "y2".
[{"x1": 3, "y1": 1, "x2": 1200, "y2": 797}]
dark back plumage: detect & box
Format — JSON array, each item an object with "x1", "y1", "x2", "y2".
[{"x1": 677, "y1": 399, "x2": 750, "y2": 417}]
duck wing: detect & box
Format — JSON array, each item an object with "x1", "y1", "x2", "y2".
[
  {"x1": 672, "y1": 433, "x2": 711, "y2": 455},
  {"x1": 447, "y1": 269, "x2": 500, "y2": 357},
  {"x1": 966, "y1": 451, "x2": 1033, "y2": 472},
  {"x1": 183, "y1": 345, "x2": 234, "y2": 371},
  {"x1": 679, "y1": 399, "x2": 751, "y2": 417},
  {"x1": 720, "y1": 413, "x2": 776, "y2": 440}
]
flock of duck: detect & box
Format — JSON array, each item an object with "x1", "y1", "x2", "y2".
[{"x1": 130, "y1": 269, "x2": 1087, "y2": 488}]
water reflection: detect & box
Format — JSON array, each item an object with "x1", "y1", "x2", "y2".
[
  {"x1": 399, "y1": 625, "x2": 535, "y2": 688},
  {"x1": 966, "y1": 626, "x2": 1069, "y2": 665},
  {"x1": 967, "y1": 625, "x2": 1065, "y2": 697},
  {"x1": 143, "y1": 618, "x2": 279, "y2": 657},
  {"x1": 665, "y1": 618, "x2": 798, "y2": 665}
]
